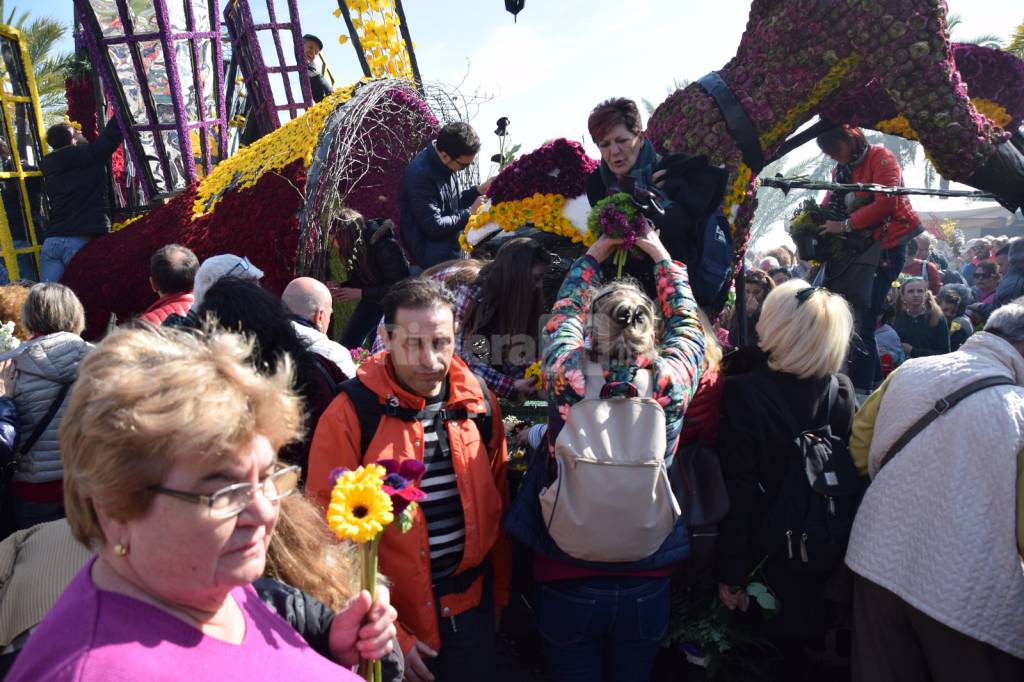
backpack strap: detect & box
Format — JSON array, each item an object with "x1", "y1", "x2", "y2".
[
  {"x1": 19, "y1": 382, "x2": 72, "y2": 457},
  {"x1": 338, "y1": 373, "x2": 494, "y2": 459},
  {"x1": 313, "y1": 356, "x2": 341, "y2": 396},
  {"x1": 878, "y1": 375, "x2": 1015, "y2": 472}
]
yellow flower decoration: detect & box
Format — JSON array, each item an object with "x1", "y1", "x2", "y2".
[
  {"x1": 875, "y1": 98, "x2": 1013, "y2": 141},
  {"x1": 524, "y1": 361, "x2": 544, "y2": 391},
  {"x1": 722, "y1": 162, "x2": 753, "y2": 235},
  {"x1": 760, "y1": 55, "x2": 861, "y2": 150},
  {"x1": 950, "y1": 321, "x2": 962, "y2": 333},
  {"x1": 462, "y1": 193, "x2": 591, "y2": 252},
  {"x1": 327, "y1": 464, "x2": 394, "y2": 544},
  {"x1": 193, "y1": 83, "x2": 359, "y2": 217},
  {"x1": 111, "y1": 214, "x2": 144, "y2": 232},
  {"x1": 341, "y1": 1, "x2": 414, "y2": 81},
  {"x1": 62, "y1": 115, "x2": 83, "y2": 133}
]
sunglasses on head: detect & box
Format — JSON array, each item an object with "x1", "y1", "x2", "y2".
[{"x1": 795, "y1": 286, "x2": 823, "y2": 306}]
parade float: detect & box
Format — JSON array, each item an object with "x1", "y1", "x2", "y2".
[
  {"x1": 463, "y1": 3, "x2": 1024, "y2": 279},
  {"x1": 0, "y1": 0, "x2": 1018, "y2": 336}
]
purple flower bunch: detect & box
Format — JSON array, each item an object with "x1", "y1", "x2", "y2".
[
  {"x1": 486, "y1": 138, "x2": 598, "y2": 204},
  {"x1": 587, "y1": 193, "x2": 649, "y2": 277}
]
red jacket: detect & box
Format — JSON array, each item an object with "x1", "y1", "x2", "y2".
[
  {"x1": 138, "y1": 291, "x2": 194, "y2": 325},
  {"x1": 307, "y1": 353, "x2": 510, "y2": 654},
  {"x1": 901, "y1": 258, "x2": 942, "y2": 295},
  {"x1": 824, "y1": 145, "x2": 919, "y2": 249}
]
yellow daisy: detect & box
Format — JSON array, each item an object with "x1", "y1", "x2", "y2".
[{"x1": 327, "y1": 467, "x2": 394, "y2": 544}]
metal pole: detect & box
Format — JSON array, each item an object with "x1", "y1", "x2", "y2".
[
  {"x1": 335, "y1": 0, "x2": 372, "y2": 79},
  {"x1": 392, "y1": 0, "x2": 423, "y2": 94}
]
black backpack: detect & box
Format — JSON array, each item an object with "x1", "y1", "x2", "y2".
[
  {"x1": 757, "y1": 377, "x2": 865, "y2": 575},
  {"x1": 338, "y1": 375, "x2": 493, "y2": 458}
]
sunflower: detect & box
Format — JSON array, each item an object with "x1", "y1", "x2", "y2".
[{"x1": 327, "y1": 466, "x2": 394, "y2": 544}]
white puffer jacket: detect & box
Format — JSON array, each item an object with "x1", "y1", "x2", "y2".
[
  {"x1": 11, "y1": 332, "x2": 92, "y2": 484},
  {"x1": 845, "y1": 332, "x2": 1024, "y2": 658}
]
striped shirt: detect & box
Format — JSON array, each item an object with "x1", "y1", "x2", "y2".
[{"x1": 418, "y1": 388, "x2": 465, "y2": 580}]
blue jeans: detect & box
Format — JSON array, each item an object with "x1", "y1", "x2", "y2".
[
  {"x1": 848, "y1": 246, "x2": 906, "y2": 392},
  {"x1": 535, "y1": 576, "x2": 671, "y2": 682},
  {"x1": 40, "y1": 236, "x2": 91, "y2": 283}
]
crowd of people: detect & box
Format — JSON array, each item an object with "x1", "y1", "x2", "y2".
[{"x1": 0, "y1": 95, "x2": 1021, "y2": 682}]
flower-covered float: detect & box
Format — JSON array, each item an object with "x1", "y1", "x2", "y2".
[
  {"x1": 645, "y1": 1, "x2": 1024, "y2": 264},
  {"x1": 461, "y1": 138, "x2": 598, "y2": 253},
  {"x1": 464, "y1": 4, "x2": 1024, "y2": 299},
  {"x1": 62, "y1": 79, "x2": 437, "y2": 338}
]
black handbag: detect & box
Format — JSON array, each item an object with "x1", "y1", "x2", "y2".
[{"x1": 808, "y1": 226, "x2": 884, "y2": 310}]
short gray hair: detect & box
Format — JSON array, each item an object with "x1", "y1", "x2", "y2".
[
  {"x1": 1008, "y1": 238, "x2": 1024, "y2": 269},
  {"x1": 22, "y1": 283, "x2": 85, "y2": 336},
  {"x1": 985, "y1": 298, "x2": 1024, "y2": 344}
]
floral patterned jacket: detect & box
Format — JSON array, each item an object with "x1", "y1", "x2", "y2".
[{"x1": 542, "y1": 255, "x2": 705, "y2": 457}]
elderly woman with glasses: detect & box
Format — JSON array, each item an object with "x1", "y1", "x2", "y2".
[{"x1": 6, "y1": 327, "x2": 396, "y2": 681}]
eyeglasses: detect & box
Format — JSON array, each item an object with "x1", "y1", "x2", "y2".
[
  {"x1": 224, "y1": 256, "x2": 253, "y2": 279},
  {"x1": 795, "y1": 286, "x2": 823, "y2": 306},
  {"x1": 973, "y1": 272, "x2": 994, "y2": 280},
  {"x1": 149, "y1": 463, "x2": 300, "y2": 519},
  {"x1": 938, "y1": 296, "x2": 960, "y2": 305},
  {"x1": 450, "y1": 157, "x2": 473, "y2": 171}
]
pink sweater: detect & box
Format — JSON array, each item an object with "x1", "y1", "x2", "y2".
[{"x1": 7, "y1": 557, "x2": 358, "y2": 681}]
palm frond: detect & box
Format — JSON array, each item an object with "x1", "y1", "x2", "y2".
[
  {"x1": 1007, "y1": 22, "x2": 1024, "y2": 59},
  {"x1": 967, "y1": 34, "x2": 1004, "y2": 49}
]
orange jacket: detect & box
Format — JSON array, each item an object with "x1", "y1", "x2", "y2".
[
  {"x1": 307, "y1": 353, "x2": 511, "y2": 654},
  {"x1": 824, "y1": 144, "x2": 920, "y2": 249}
]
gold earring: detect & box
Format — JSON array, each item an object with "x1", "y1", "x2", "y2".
[{"x1": 114, "y1": 543, "x2": 129, "y2": 557}]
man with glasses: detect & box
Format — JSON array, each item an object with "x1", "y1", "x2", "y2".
[{"x1": 398, "y1": 122, "x2": 493, "y2": 272}]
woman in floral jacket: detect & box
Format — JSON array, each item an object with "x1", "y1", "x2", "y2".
[{"x1": 523, "y1": 231, "x2": 705, "y2": 681}]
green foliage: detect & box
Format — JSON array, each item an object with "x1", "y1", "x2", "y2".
[
  {"x1": 0, "y1": 1, "x2": 74, "y2": 125},
  {"x1": 1008, "y1": 22, "x2": 1024, "y2": 59},
  {"x1": 664, "y1": 582, "x2": 778, "y2": 681}
]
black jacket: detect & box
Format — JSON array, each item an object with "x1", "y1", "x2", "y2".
[
  {"x1": 40, "y1": 118, "x2": 122, "y2": 239},
  {"x1": 892, "y1": 311, "x2": 950, "y2": 357},
  {"x1": 307, "y1": 64, "x2": 332, "y2": 103},
  {"x1": 715, "y1": 351, "x2": 857, "y2": 638},
  {"x1": 254, "y1": 578, "x2": 404, "y2": 682},
  {"x1": 397, "y1": 144, "x2": 479, "y2": 268},
  {"x1": 343, "y1": 219, "x2": 411, "y2": 303}
]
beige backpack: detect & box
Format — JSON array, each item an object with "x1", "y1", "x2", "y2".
[{"x1": 539, "y1": 361, "x2": 680, "y2": 562}]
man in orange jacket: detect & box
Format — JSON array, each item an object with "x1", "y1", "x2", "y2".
[{"x1": 308, "y1": 277, "x2": 510, "y2": 682}]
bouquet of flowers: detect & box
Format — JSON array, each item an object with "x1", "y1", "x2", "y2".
[
  {"x1": 327, "y1": 460, "x2": 426, "y2": 681},
  {"x1": 0, "y1": 321, "x2": 19, "y2": 353},
  {"x1": 523, "y1": 360, "x2": 544, "y2": 392},
  {"x1": 586, "y1": 192, "x2": 650, "y2": 278},
  {"x1": 350, "y1": 346, "x2": 372, "y2": 366}
]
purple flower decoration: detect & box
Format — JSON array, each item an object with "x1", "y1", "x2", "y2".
[{"x1": 377, "y1": 459, "x2": 427, "y2": 514}]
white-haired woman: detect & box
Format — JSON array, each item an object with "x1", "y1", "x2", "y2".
[
  {"x1": 505, "y1": 231, "x2": 706, "y2": 681},
  {"x1": 6, "y1": 327, "x2": 396, "y2": 681},
  {"x1": 715, "y1": 279, "x2": 858, "y2": 678}
]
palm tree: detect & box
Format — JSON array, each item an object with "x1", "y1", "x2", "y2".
[
  {"x1": 0, "y1": 1, "x2": 74, "y2": 125},
  {"x1": 1008, "y1": 22, "x2": 1024, "y2": 59}
]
